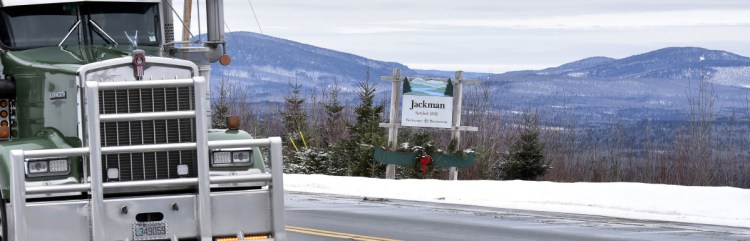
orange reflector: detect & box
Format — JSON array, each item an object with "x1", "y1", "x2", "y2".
[
  {"x1": 243, "y1": 236, "x2": 270, "y2": 240},
  {"x1": 226, "y1": 116, "x2": 240, "y2": 130},
  {"x1": 219, "y1": 54, "x2": 232, "y2": 66},
  {"x1": 0, "y1": 110, "x2": 7, "y2": 117},
  {"x1": 0, "y1": 126, "x2": 9, "y2": 138},
  {"x1": 0, "y1": 100, "x2": 6, "y2": 107},
  {"x1": 215, "y1": 235, "x2": 269, "y2": 241}
]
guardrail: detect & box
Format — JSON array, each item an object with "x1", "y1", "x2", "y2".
[{"x1": 8, "y1": 77, "x2": 285, "y2": 241}]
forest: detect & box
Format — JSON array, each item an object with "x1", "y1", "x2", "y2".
[{"x1": 212, "y1": 72, "x2": 750, "y2": 188}]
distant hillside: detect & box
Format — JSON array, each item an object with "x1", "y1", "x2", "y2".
[
  {"x1": 209, "y1": 33, "x2": 750, "y2": 125},
  {"x1": 537, "y1": 56, "x2": 615, "y2": 76},
  {"x1": 486, "y1": 47, "x2": 750, "y2": 125},
  {"x1": 573, "y1": 47, "x2": 750, "y2": 80},
  {"x1": 496, "y1": 47, "x2": 750, "y2": 83},
  {"x1": 212, "y1": 32, "x2": 480, "y2": 101}
]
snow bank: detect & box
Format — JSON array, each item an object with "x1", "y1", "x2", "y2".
[{"x1": 284, "y1": 174, "x2": 750, "y2": 228}]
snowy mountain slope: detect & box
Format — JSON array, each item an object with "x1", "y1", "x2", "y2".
[
  {"x1": 537, "y1": 56, "x2": 615, "y2": 76},
  {"x1": 711, "y1": 66, "x2": 750, "y2": 88},
  {"x1": 504, "y1": 47, "x2": 750, "y2": 80},
  {"x1": 486, "y1": 47, "x2": 750, "y2": 124},
  {"x1": 577, "y1": 47, "x2": 750, "y2": 79},
  {"x1": 210, "y1": 32, "x2": 750, "y2": 124},
  {"x1": 212, "y1": 32, "x2": 471, "y2": 102}
]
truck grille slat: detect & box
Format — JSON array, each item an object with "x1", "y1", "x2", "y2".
[
  {"x1": 98, "y1": 86, "x2": 197, "y2": 183},
  {"x1": 116, "y1": 90, "x2": 128, "y2": 113}
]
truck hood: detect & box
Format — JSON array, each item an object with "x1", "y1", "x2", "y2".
[{"x1": 1, "y1": 46, "x2": 161, "y2": 74}]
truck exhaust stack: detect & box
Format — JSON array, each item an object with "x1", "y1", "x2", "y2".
[{"x1": 205, "y1": 0, "x2": 227, "y2": 63}]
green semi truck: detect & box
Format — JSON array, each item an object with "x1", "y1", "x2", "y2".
[{"x1": 0, "y1": 0, "x2": 285, "y2": 240}]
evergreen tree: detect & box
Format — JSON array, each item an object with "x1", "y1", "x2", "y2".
[
  {"x1": 323, "y1": 80, "x2": 345, "y2": 146},
  {"x1": 211, "y1": 77, "x2": 230, "y2": 129},
  {"x1": 402, "y1": 77, "x2": 412, "y2": 93},
  {"x1": 343, "y1": 77, "x2": 387, "y2": 177},
  {"x1": 501, "y1": 115, "x2": 548, "y2": 180},
  {"x1": 444, "y1": 78, "x2": 454, "y2": 97},
  {"x1": 282, "y1": 80, "x2": 309, "y2": 153},
  {"x1": 322, "y1": 80, "x2": 349, "y2": 176}
]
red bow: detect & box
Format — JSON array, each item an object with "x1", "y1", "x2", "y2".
[{"x1": 419, "y1": 155, "x2": 431, "y2": 172}]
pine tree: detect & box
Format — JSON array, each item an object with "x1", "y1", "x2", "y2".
[
  {"x1": 402, "y1": 77, "x2": 412, "y2": 93},
  {"x1": 344, "y1": 76, "x2": 386, "y2": 177},
  {"x1": 444, "y1": 78, "x2": 454, "y2": 97},
  {"x1": 323, "y1": 80, "x2": 345, "y2": 146},
  {"x1": 282, "y1": 80, "x2": 308, "y2": 153},
  {"x1": 322, "y1": 80, "x2": 349, "y2": 176},
  {"x1": 211, "y1": 77, "x2": 230, "y2": 129},
  {"x1": 501, "y1": 114, "x2": 548, "y2": 180}
]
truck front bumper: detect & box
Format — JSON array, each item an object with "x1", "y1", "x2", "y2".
[{"x1": 14, "y1": 189, "x2": 274, "y2": 240}]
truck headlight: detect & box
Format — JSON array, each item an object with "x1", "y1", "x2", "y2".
[
  {"x1": 232, "y1": 151, "x2": 251, "y2": 163},
  {"x1": 48, "y1": 159, "x2": 69, "y2": 172},
  {"x1": 212, "y1": 152, "x2": 232, "y2": 165},
  {"x1": 211, "y1": 150, "x2": 253, "y2": 166},
  {"x1": 27, "y1": 161, "x2": 48, "y2": 174},
  {"x1": 26, "y1": 159, "x2": 70, "y2": 176}
]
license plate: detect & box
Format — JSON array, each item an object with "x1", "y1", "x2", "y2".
[{"x1": 133, "y1": 221, "x2": 168, "y2": 240}]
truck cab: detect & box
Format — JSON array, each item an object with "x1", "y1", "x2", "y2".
[{"x1": 0, "y1": 1, "x2": 285, "y2": 240}]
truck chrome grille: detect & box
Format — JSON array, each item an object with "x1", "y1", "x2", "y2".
[{"x1": 98, "y1": 87, "x2": 197, "y2": 182}]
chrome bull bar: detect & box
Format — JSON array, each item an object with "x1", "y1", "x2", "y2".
[{"x1": 8, "y1": 77, "x2": 285, "y2": 241}]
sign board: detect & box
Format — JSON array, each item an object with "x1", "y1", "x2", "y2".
[{"x1": 401, "y1": 78, "x2": 453, "y2": 128}]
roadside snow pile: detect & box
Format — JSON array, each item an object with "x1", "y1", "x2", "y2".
[{"x1": 284, "y1": 174, "x2": 750, "y2": 228}]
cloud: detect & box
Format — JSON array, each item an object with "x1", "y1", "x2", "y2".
[
  {"x1": 384, "y1": 10, "x2": 750, "y2": 31},
  {"x1": 407, "y1": 63, "x2": 546, "y2": 73},
  {"x1": 169, "y1": 1, "x2": 750, "y2": 72},
  {"x1": 331, "y1": 26, "x2": 430, "y2": 34},
  {"x1": 173, "y1": 1, "x2": 749, "y2": 35}
]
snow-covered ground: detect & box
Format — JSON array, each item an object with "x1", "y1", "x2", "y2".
[{"x1": 284, "y1": 174, "x2": 750, "y2": 228}]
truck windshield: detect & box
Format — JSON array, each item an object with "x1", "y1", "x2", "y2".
[
  {"x1": 0, "y1": 2, "x2": 160, "y2": 49},
  {"x1": 86, "y1": 2, "x2": 160, "y2": 47}
]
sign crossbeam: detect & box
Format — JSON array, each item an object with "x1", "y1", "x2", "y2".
[
  {"x1": 379, "y1": 69, "x2": 480, "y2": 180},
  {"x1": 381, "y1": 76, "x2": 481, "y2": 84},
  {"x1": 379, "y1": 123, "x2": 478, "y2": 132}
]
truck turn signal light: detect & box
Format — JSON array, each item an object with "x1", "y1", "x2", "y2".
[
  {"x1": 219, "y1": 54, "x2": 232, "y2": 66},
  {"x1": 226, "y1": 116, "x2": 240, "y2": 130},
  {"x1": 0, "y1": 126, "x2": 9, "y2": 139},
  {"x1": 0, "y1": 99, "x2": 10, "y2": 140},
  {"x1": 215, "y1": 235, "x2": 269, "y2": 241}
]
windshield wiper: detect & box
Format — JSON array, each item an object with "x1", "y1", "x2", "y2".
[
  {"x1": 124, "y1": 30, "x2": 138, "y2": 48},
  {"x1": 58, "y1": 20, "x2": 81, "y2": 47},
  {"x1": 88, "y1": 20, "x2": 118, "y2": 46}
]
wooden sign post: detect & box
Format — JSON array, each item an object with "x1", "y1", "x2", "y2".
[
  {"x1": 448, "y1": 71, "x2": 479, "y2": 179},
  {"x1": 381, "y1": 69, "x2": 402, "y2": 179},
  {"x1": 380, "y1": 68, "x2": 479, "y2": 180}
]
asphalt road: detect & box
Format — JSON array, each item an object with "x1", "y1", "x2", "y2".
[{"x1": 285, "y1": 192, "x2": 750, "y2": 241}]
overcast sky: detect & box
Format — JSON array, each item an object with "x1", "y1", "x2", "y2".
[{"x1": 171, "y1": 0, "x2": 750, "y2": 73}]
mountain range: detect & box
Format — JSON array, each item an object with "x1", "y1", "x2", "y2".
[
  {"x1": 497, "y1": 47, "x2": 750, "y2": 83},
  {"x1": 486, "y1": 47, "x2": 750, "y2": 125},
  {"x1": 214, "y1": 32, "x2": 395, "y2": 101},
  {"x1": 212, "y1": 31, "x2": 750, "y2": 125},
  {"x1": 213, "y1": 32, "x2": 486, "y2": 102}
]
